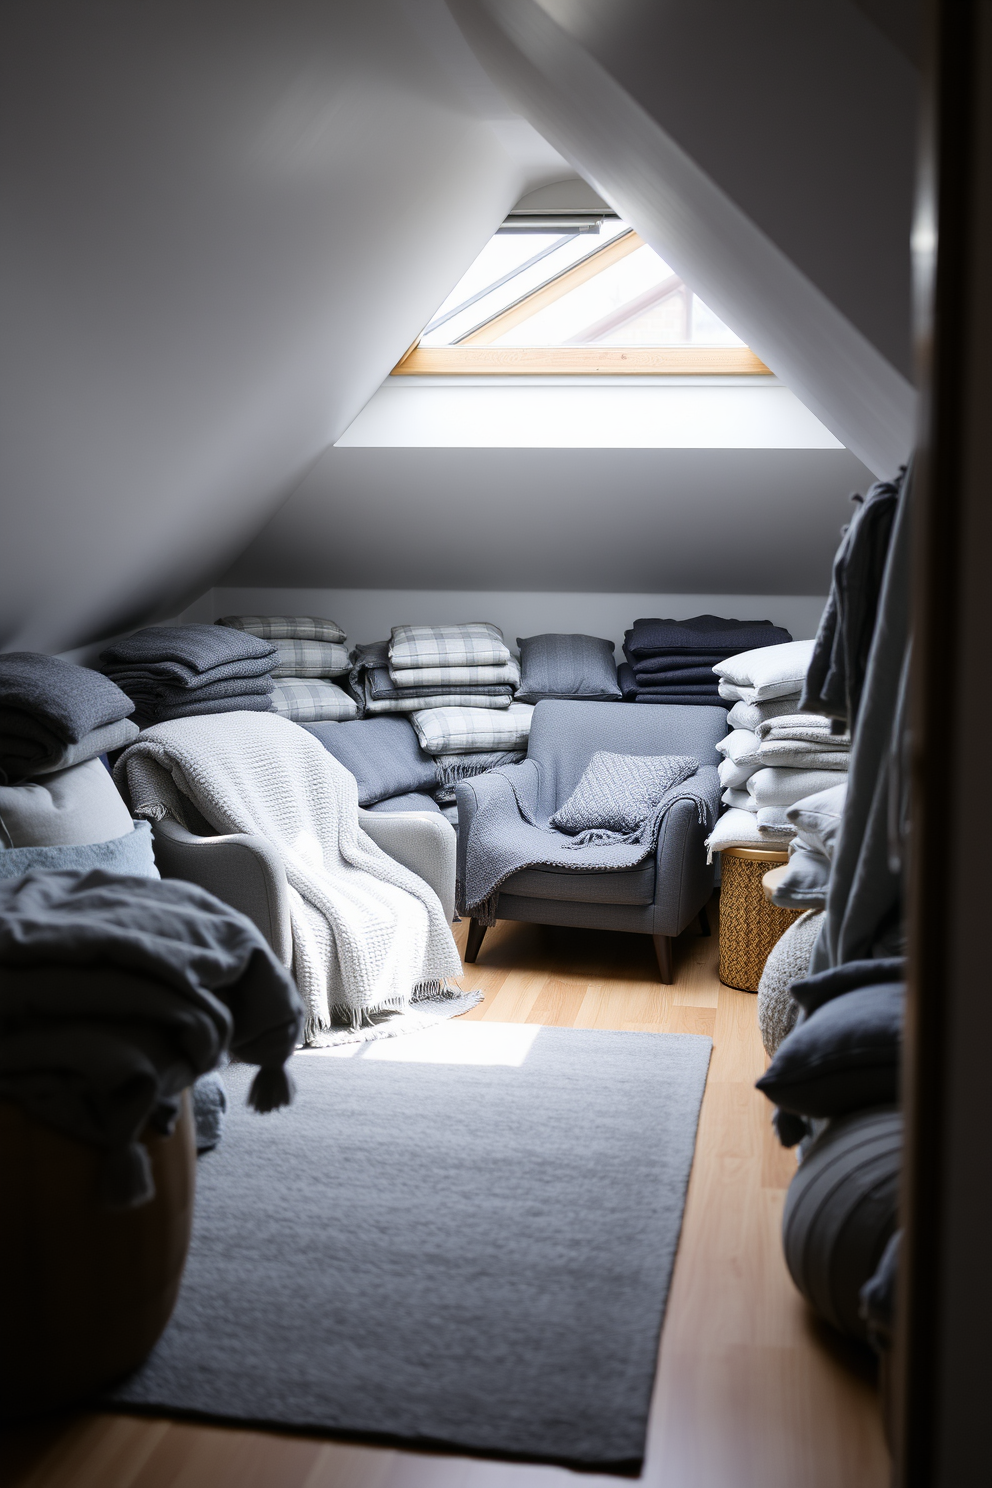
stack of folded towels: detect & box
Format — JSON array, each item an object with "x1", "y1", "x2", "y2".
[
  {"x1": 216, "y1": 615, "x2": 357, "y2": 723},
  {"x1": 349, "y1": 623, "x2": 521, "y2": 716},
  {"x1": 100, "y1": 625, "x2": 277, "y2": 728},
  {"x1": 0, "y1": 653, "x2": 138, "y2": 785},
  {"x1": 707, "y1": 638, "x2": 849, "y2": 851},
  {"x1": 618, "y1": 615, "x2": 793, "y2": 705}
]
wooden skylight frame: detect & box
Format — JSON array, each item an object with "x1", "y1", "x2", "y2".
[{"x1": 393, "y1": 228, "x2": 771, "y2": 376}]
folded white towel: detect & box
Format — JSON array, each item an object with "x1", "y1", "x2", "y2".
[
  {"x1": 714, "y1": 639, "x2": 816, "y2": 703},
  {"x1": 756, "y1": 713, "x2": 851, "y2": 746},
  {"x1": 756, "y1": 740, "x2": 850, "y2": 770},
  {"x1": 705, "y1": 807, "x2": 791, "y2": 862},
  {"x1": 747, "y1": 766, "x2": 848, "y2": 808}
]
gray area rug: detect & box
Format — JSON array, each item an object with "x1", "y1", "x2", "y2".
[{"x1": 107, "y1": 1024, "x2": 712, "y2": 1474}]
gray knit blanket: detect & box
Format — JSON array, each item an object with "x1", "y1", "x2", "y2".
[{"x1": 457, "y1": 761, "x2": 719, "y2": 924}]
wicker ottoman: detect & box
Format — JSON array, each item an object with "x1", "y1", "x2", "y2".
[{"x1": 719, "y1": 846, "x2": 804, "y2": 992}]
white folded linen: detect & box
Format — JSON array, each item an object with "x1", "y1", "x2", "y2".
[
  {"x1": 705, "y1": 806, "x2": 791, "y2": 862},
  {"x1": 721, "y1": 787, "x2": 757, "y2": 811},
  {"x1": 714, "y1": 639, "x2": 815, "y2": 703},
  {"x1": 726, "y1": 697, "x2": 801, "y2": 731},
  {"x1": 747, "y1": 766, "x2": 847, "y2": 808},
  {"x1": 715, "y1": 728, "x2": 761, "y2": 769},
  {"x1": 757, "y1": 805, "x2": 796, "y2": 834},
  {"x1": 718, "y1": 754, "x2": 759, "y2": 790},
  {"x1": 756, "y1": 712, "x2": 850, "y2": 743},
  {"x1": 756, "y1": 740, "x2": 850, "y2": 770},
  {"x1": 787, "y1": 782, "x2": 848, "y2": 858}
]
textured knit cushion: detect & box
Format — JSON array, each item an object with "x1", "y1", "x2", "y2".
[
  {"x1": 269, "y1": 640, "x2": 351, "y2": 678},
  {"x1": 412, "y1": 703, "x2": 534, "y2": 755},
  {"x1": 756, "y1": 909, "x2": 823, "y2": 1056},
  {"x1": 787, "y1": 782, "x2": 848, "y2": 859},
  {"x1": 748, "y1": 767, "x2": 849, "y2": 809},
  {"x1": 550, "y1": 752, "x2": 696, "y2": 835},
  {"x1": 756, "y1": 983, "x2": 904, "y2": 1117},
  {"x1": 783, "y1": 1106, "x2": 902, "y2": 1339},
  {"x1": 0, "y1": 758, "x2": 133, "y2": 849},
  {"x1": 303, "y1": 716, "x2": 436, "y2": 806},
  {"x1": 217, "y1": 615, "x2": 346, "y2": 643},
  {"x1": 0, "y1": 820, "x2": 159, "y2": 879},
  {"x1": 713, "y1": 640, "x2": 816, "y2": 702},
  {"x1": 515, "y1": 634, "x2": 622, "y2": 704},
  {"x1": 269, "y1": 680, "x2": 358, "y2": 723},
  {"x1": 389, "y1": 623, "x2": 510, "y2": 671}
]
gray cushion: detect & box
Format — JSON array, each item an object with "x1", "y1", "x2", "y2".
[
  {"x1": 304, "y1": 716, "x2": 436, "y2": 805},
  {"x1": 772, "y1": 841, "x2": 831, "y2": 908},
  {"x1": 787, "y1": 782, "x2": 848, "y2": 859},
  {"x1": 756, "y1": 983, "x2": 904, "y2": 1118},
  {"x1": 364, "y1": 792, "x2": 442, "y2": 814},
  {"x1": 0, "y1": 758, "x2": 133, "y2": 848},
  {"x1": 0, "y1": 819, "x2": 159, "y2": 879},
  {"x1": 550, "y1": 751, "x2": 696, "y2": 835},
  {"x1": 783, "y1": 1106, "x2": 901, "y2": 1339},
  {"x1": 501, "y1": 861, "x2": 656, "y2": 905},
  {"x1": 515, "y1": 634, "x2": 623, "y2": 704}
]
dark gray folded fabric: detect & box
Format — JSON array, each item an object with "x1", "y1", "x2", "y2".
[
  {"x1": 0, "y1": 714, "x2": 140, "y2": 785},
  {"x1": 630, "y1": 665, "x2": 722, "y2": 687},
  {"x1": 367, "y1": 665, "x2": 512, "y2": 704},
  {"x1": 628, "y1": 650, "x2": 731, "y2": 675},
  {"x1": 635, "y1": 695, "x2": 726, "y2": 707},
  {"x1": 625, "y1": 615, "x2": 792, "y2": 658},
  {"x1": 106, "y1": 654, "x2": 276, "y2": 692},
  {"x1": 0, "y1": 653, "x2": 134, "y2": 744},
  {"x1": 0, "y1": 868, "x2": 303, "y2": 1205},
  {"x1": 118, "y1": 675, "x2": 274, "y2": 706},
  {"x1": 756, "y1": 983, "x2": 904, "y2": 1118},
  {"x1": 100, "y1": 624, "x2": 276, "y2": 674},
  {"x1": 141, "y1": 693, "x2": 274, "y2": 723}
]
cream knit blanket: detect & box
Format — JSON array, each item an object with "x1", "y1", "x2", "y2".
[{"x1": 115, "y1": 712, "x2": 461, "y2": 1041}]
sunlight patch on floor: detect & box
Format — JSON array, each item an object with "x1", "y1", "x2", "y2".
[{"x1": 297, "y1": 1020, "x2": 542, "y2": 1066}]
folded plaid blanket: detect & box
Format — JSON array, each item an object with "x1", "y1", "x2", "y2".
[
  {"x1": 389, "y1": 623, "x2": 510, "y2": 671},
  {"x1": 367, "y1": 665, "x2": 513, "y2": 705},
  {"x1": 270, "y1": 639, "x2": 351, "y2": 678},
  {"x1": 388, "y1": 658, "x2": 520, "y2": 689},
  {"x1": 217, "y1": 615, "x2": 345, "y2": 644},
  {"x1": 413, "y1": 704, "x2": 535, "y2": 755},
  {"x1": 269, "y1": 680, "x2": 359, "y2": 723}
]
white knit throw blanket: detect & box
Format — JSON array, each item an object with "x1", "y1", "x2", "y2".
[{"x1": 115, "y1": 713, "x2": 461, "y2": 1041}]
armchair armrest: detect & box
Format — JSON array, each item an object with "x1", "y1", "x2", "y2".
[
  {"x1": 651, "y1": 766, "x2": 722, "y2": 936},
  {"x1": 358, "y1": 809, "x2": 457, "y2": 923},
  {"x1": 455, "y1": 762, "x2": 538, "y2": 899},
  {"x1": 151, "y1": 818, "x2": 293, "y2": 968}
]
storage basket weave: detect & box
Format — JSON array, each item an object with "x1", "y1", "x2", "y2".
[{"x1": 719, "y1": 847, "x2": 804, "y2": 992}]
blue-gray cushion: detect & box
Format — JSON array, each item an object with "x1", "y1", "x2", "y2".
[
  {"x1": 0, "y1": 820, "x2": 159, "y2": 879},
  {"x1": 303, "y1": 716, "x2": 436, "y2": 805},
  {"x1": 363, "y1": 792, "x2": 442, "y2": 814},
  {"x1": 0, "y1": 757, "x2": 133, "y2": 848},
  {"x1": 756, "y1": 983, "x2": 903, "y2": 1117},
  {"x1": 515, "y1": 634, "x2": 622, "y2": 704}
]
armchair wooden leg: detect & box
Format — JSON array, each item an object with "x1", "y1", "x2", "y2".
[
  {"x1": 465, "y1": 919, "x2": 487, "y2": 963},
  {"x1": 698, "y1": 905, "x2": 711, "y2": 936},
  {"x1": 652, "y1": 933, "x2": 674, "y2": 983}
]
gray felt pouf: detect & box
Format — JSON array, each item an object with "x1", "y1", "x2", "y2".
[
  {"x1": 757, "y1": 908, "x2": 824, "y2": 1056},
  {"x1": 106, "y1": 1026, "x2": 713, "y2": 1473}
]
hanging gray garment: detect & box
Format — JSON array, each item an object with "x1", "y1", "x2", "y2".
[
  {"x1": 809, "y1": 460, "x2": 912, "y2": 973},
  {"x1": 801, "y1": 472, "x2": 903, "y2": 733}
]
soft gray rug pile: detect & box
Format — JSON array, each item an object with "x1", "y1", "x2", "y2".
[{"x1": 107, "y1": 1024, "x2": 712, "y2": 1474}]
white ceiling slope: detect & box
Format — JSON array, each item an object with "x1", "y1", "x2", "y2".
[
  {"x1": 445, "y1": 0, "x2": 919, "y2": 476},
  {"x1": 0, "y1": 0, "x2": 566, "y2": 652}
]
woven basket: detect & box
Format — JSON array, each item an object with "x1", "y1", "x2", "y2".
[{"x1": 719, "y1": 847, "x2": 804, "y2": 992}]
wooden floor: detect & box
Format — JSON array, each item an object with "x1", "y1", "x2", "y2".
[{"x1": 4, "y1": 902, "x2": 889, "y2": 1488}]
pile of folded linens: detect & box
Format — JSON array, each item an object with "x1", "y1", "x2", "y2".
[
  {"x1": 216, "y1": 615, "x2": 357, "y2": 723},
  {"x1": 348, "y1": 623, "x2": 521, "y2": 716},
  {"x1": 618, "y1": 615, "x2": 793, "y2": 705},
  {"x1": 0, "y1": 652, "x2": 138, "y2": 785},
  {"x1": 99, "y1": 625, "x2": 278, "y2": 729},
  {"x1": 707, "y1": 638, "x2": 850, "y2": 855}
]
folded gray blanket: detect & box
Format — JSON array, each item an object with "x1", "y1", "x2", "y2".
[
  {"x1": 0, "y1": 868, "x2": 303, "y2": 1206},
  {"x1": 116, "y1": 674, "x2": 275, "y2": 706},
  {"x1": 367, "y1": 664, "x2": 513, "y2": 704},
  {"x1": 0, "y1": 716, "x2": 140, "y2": 784},
  {"x1": 0, "y1": 653, "x2": 134, "y2": 741},
  {"x1": 100, "y1": 624, "x2": 276, "y2": 674},
  {"x1": 143, "y1": 693, "x2": 275, "y2": 723},
  {"x1": 457, "y1": 762, "x2": 719, "y2": 923}
]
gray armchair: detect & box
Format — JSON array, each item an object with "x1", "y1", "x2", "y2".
[
  {"x1": 455, "y1": 699, "x2": 726, "y2": 982},
  {"x1": 151, "y1": 807, "x2": 457, "y2": 969}
]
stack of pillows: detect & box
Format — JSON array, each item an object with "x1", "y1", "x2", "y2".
[
  {"x1": 618, "y1": 616, "x2": 792, "y2": 705},
  {"x1": 100, "y1": 625, "x2": 277, "y2": 728},
  {"x1": 706, "y1": 640, "x2": 851, "y2": 856},
  {"x1": 217, "y1": 615, "x2": 357, "y2": 723},
  {"x1": 348, "y1": 623, "x2": 519, "y2": 716}
]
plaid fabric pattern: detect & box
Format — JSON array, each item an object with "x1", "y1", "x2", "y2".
[
  {"x1": 269, "y1": 639, "x2": 351, "y2": 678},
  {"x1": 412, "y1": 703, "x2": 535, "y2": 755},
  {"x1": 389, "y1": 657, "x2": 520, "y2": 689},
  {"x1": 269, "y1": 679, "x2": 358, "y2": 723},
  {"x1": 218, "y1": 615, "x2": 346, "y2": 644},
  {"x1": 389, "y1": 623, "x2": 510, "y2": 671},
  {"x1": 365, "y1": 689, "x2": 512, "y2": 716}
]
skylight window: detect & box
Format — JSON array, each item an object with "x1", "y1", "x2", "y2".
[{"x1": 396, "y1": 219, "x2": 766, "y2": 376}]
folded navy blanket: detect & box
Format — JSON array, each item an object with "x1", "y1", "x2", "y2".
[
  {"x1": 0, "y1": 653, "x2": 134, "y2": 742},
  {"x1": 0, "y1": 868, "x2": 303, "y2": 1207},
  {"x1": 627, "y1": 649, "x2": 731, "y2": 675},
  {"x1": 635, "y1": 694, "x2": 727, "y2": 707},
  {"x1": 625, "y1": 615, "x2": 792, "y2": 658},
  {"x1": 100, "y1": 624, "x2": 276, "y2": 674},
  {"x1": 630, "y1": 665, "x2": 722, "y2": 687}
]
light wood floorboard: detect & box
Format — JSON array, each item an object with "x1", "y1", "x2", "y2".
[{"x1": 3, "y1": 900, "x2": 889, "y2": 1488}]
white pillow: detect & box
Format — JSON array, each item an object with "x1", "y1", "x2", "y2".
[
  {"x1": 716, "y1": 728, "x2": 761, "y2": 768},
  {"x1": 726, "y1": 697, "x2": 801, "y2": 731},
  {"x1": 713, "y1": 639, "x2": 816, "y2": 702},
  {"x1": 0, "y1": 758, "x2": 133, "y2": 849},
  {"x1": 705, "y1": 806, "x2": 788, "y2": 862},
  {"x1": 787, "y1": 782, "x2": 848, "y2": 859},
  {"x1": 747, "y1": 767, "x2": 852, "y2": 809},
  {"x1": 718, "y1": 755, "x2": 759, "y2": 790},
  {"x1": 721, "y1": 787, "x2": 757, "y2": 811}
]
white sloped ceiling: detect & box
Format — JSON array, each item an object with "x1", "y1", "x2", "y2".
[{"x1": 0, "y1": 0, "x2": 549, "y2": 652}]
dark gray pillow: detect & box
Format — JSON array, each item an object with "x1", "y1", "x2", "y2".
[
  {"x1": 515, "y1": 634, "x2": 622, "y2": 703},
  {"x1": 791, "y1": 958, "x2": 906, "y2": 1018},
  {"x1": 756, "y1": 983, "x2": 904, "y2": 1118},
  {"x1": 303, "y1": 716, "x2": 436, "y2": 805}
]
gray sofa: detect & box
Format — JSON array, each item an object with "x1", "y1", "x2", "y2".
[{"x1": 455, "y1": 699, "x2": 726, "y2": 981}]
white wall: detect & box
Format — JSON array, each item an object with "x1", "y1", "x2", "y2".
[{"x1": 203, "y1": 586, "x2": 827, "y2": 650}]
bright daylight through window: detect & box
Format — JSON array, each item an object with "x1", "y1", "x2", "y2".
[{"x1": 395, "y1": 215, "x2": 768, "y2": 375}]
